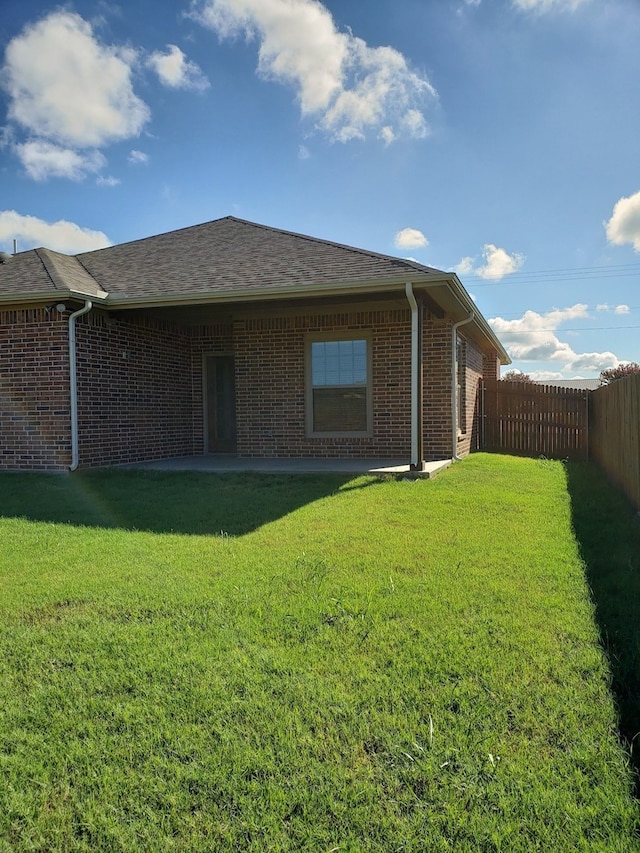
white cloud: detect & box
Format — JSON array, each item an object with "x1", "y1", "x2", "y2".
[
  {"x1": 476, "y1": 244, "x2": 525, "y2": 280},
  {"x1": 96, "y1": 175, "x2": 121, "y2": 187},
  {"x1": 456, "y1": 0, "x2": 481, "y2": 16},
  {"x1": 512, "y1": 0, "x2": 587, "y2": 10},
  {"x1": 596, "y1": 303, "x2": 609, "y2": 312},
  {"x1": 1, "y1": 10, "x2": 149, "y2": 183},
  {"x1": 455, "y1": 256, "x2": 474, "y2": 276},
  {"x1": 528, "y1": 371, "x2": 565, "y2": 381},
  {"x1": 15, "y1": 140, "x2": 106, "y2": 181},
  {"x1": 298, "y1": 144, "x2": 311, "y2": 160},
  {"x1": 191, "y1": 0, "x2": 436, "y2": 143},
  {"x1": 147, "y1": 44, "x2": 209, "y2": 91},
  {"x1": 379, "y1": 126, "x2": 395, "y2": 146},
  {"x1": 615, "y1": 304, "x2": 630, "y2": 315},
  {"x1": 401, "y1": 109, "x2": 428, "y2": 138},
  {"x1": 605, "y1": 189, "x2": 640, "y2": 252},
  {"x1": 490, "y1": 304, "x2": 619, "y2": 374},
  {"x1": 395, "y1": 227, "x2": 428, "y2": 250},
  {"x1": 2, "y1": 11, "x2": 149, "y2": 149},
  {"x1": 568, "y1": 352, "x2": 618, "y2": 373},
  {"x1": 456, "y1": 243, "x2": 524, "y2": 281},
  {"x1": 0, "y1": 210, "x2": 111, "y2": 253},
  {"x1": 128, "y1": 149, "x2": 149, "y2": 165}
]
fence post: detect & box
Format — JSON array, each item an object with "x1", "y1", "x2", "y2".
[{"x1": 585, "y1": 390, "x2": 589, "y2": 461}]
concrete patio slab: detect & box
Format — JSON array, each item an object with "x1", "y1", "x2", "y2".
[{"x1": 120, "y1": 456, "x2": 452, "y2": 478}]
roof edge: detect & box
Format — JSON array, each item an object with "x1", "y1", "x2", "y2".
[
  {"x1": 0, "y1": 290, "x2": 109, "y2": 307},
  {"x1": 423, "y1": 275, "x2": 511, "y2": 365},
  {"x1": 104, "y1": 271, "x2": 509, "y2": 362},
  {"x1": 447, "y1": 274, "x2": 511, "y2": 365},
  {"x1": 104, "y1": 274, "x2": 451, "y2": 309}
]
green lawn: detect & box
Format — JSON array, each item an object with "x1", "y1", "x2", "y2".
[{"x1": 0, "y1": 454, "x2": 638, "y2": 851}]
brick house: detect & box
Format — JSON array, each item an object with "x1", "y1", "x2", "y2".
[{"x1": 0, "y1": 216, "x2": 510, "y2": 471}]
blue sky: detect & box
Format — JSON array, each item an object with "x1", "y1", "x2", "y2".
[{"x1": 1, "y1": 0, "x2": 639, "y2": 379}]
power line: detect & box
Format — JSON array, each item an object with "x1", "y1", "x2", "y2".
[
  {"x1": 493, "y1": 324, "x2": 640, "y2": 333},
  {"x1": 490, "y1": 307, "x2": 639, "y2": 319},
  {"x1": 461, "y1": 261, "x2": 640, "y2": 288}
]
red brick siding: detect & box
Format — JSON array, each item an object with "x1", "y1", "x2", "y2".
[
  {"x1": 423, "y1": 317, "x2": 453, "y2": 460},
  {"x1": 0, "y1": 308, "x2": 70, "y2": 470},
  {"x1": 76, "y1": 312, "x2": 194, "y2": 466},
  {"x1": 228, "y1": 309, "x2": 413, "y2": 458},
  {"x1": 2, "y1": 303, "x2": 496, "y2": 469},
  {"x1": 457, "y1": 333, "x2": 483, "y2": 457},
  {"x1": 483, "y1": 350, "x2": 500, "y2": 382}
]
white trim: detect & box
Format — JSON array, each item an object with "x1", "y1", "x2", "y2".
[
  {"x1": 405, "y1": 283, "x2": 420, "y2": 469},
  {"x1": 451, "y1": 313, "x2": 474, "y2": 462},
  {"x1": 305, "y1": 331, "x2": 373, "y2": 438},
  {"x1": 68, "y1": 300, "x2": 93, "y2": 471}
]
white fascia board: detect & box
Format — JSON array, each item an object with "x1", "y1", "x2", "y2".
[
  {"x1": 102, "y1": 274, "x2": 451, "y2": 309},
  {"x1": 423, "y1": 275, "x2": 511, "y2": 366},
  {"x1": 0, "y1": 291, "x2": 58, "y2": 306},
  {"x1": 70, "y1": 288, "x2": 109, "y2": 301},
  {"x1": 0, "y1": 289, "x2": 109, "y2": 306}
]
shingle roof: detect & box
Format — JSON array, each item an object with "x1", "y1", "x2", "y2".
[
  {"x1": 77, "y1": 216, "x2": 445, "y2": 298},
  {"x1": 0, "y1": 249, "x2": 58, "y2": 295},
  {"x1": 0, "y1": 215, "x2": 509, "y2": 362},
  {"x1": 0, "y1": 216, "x2": 446, "y2": 302},
  {"x1": 0, "y1": 248, "x2": 106, "y2": 297},
  {"x1": 38, "y1": 249, "x2": 107, "y2": 298}
]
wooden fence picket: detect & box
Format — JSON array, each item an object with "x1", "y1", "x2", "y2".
[{"x1": 481, "y1": 380, "x2": 589, "y2": 461}]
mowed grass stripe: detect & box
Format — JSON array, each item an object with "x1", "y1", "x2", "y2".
[{"x1": 0, "y1": 454, "x2": 638, "y2": 851}]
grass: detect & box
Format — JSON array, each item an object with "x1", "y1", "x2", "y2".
[
  {"x1": 565, "y1": 461, "x2": 640, "y2": 792},
  {"x1": 0, "y1": 454, "x2": 638, "y2": 851}
]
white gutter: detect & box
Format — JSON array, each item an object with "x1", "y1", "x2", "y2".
[
  {"x1": 451, "y1": 311, "x2": 474, "y2": 462},
  {"x1": 103, "y1": 276, "x2": 447, "y2": 310},
  {"x1": 68, "y1": 300, "x2": 92, "y2": 471},
  {"x1": 405, "y1": 283, "x2": 424, "y2": 470},
  {"x1": 423, "y1": 278, "x2": 510, "y2": 366}
]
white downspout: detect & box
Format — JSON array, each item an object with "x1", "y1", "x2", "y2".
[
  {"x1": 68, "y1": 300, "x2": 92, "y2": 471},
  {"x1": 451, "y1": 311, "x2": 474, "y2": 462},
  {"x1": 405, "y1": 283, "x2": 425, "y2": 470}
]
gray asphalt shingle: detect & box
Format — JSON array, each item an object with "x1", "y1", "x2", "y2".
[
  {"x1": 0, "y1": 216, "x2": 445, "y2": 302},
  {"x1": 76, "y1": 216, "x2": 444, "y2": 298}
]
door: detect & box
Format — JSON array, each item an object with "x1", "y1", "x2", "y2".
[{"x1": 205, "y1": 355, "x2": 237, "y2": 452}]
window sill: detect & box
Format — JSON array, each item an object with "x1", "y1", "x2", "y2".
[{"x1": 307, "y1": 431, "x2": 373, "y2": 439}]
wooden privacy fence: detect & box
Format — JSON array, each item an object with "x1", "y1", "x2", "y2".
[
  {"x1": 589, "y1": 374, "x2": 640, "y2": 511},
  {"x1": 481, "y1": 379, "x2": 589, "y2": 460}
]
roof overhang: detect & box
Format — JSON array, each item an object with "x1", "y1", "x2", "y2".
[
  {"x1": 420, "y1": 275, "x2": 511, "y2": 365},
  {"x1": 2, "y1": 271, "x2": 510, "y2": 364},
  {"x1": 0, "y1": 290, "x2": 109, "y2": 307}
]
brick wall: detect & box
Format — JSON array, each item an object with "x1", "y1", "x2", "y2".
[
  {"x1": 423, "y1": 316, "x2": 454, "y2": 459},
  {"x1": 1, "y1": 302, "x2": 496, "y2": 470},
  {"x1": 457, "y1": 333, "x2": 483, "y2": 457},
  {"x1": 76, "y1": 312, "x2": 194, "y2": 466},
  {"x1": 227, "y1": 308, "x2": 414, "y2": 458},
  {"x1": 483, "y1": 349, "x2": 500, "y2": 382},
  {"x1": 0, "y1": 307, "x2": 70, "y2": 470}
]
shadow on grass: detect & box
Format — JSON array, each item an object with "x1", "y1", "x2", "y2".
[
  {"x1": 565, "y1": 461, "x2": 640, "y2": 792},
  {"x1": 0, "y1": 470, "x2": 376, "y2": 536}
]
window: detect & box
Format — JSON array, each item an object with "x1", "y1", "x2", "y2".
[{"x1": 306, "y1": 335, "x2": 372, "y2": 436}]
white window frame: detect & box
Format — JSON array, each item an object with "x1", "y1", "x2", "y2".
[
  {"x1": 305, "y1": 331, "x2": 373, "y2": 438},
  {"x1": 456, "y1": 334, "x2": 467, "y2": 435}
]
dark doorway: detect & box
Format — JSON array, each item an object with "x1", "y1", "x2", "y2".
[{"x1": 205, "y1": 355, "x2": 237, "y2": 452}]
